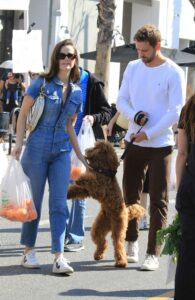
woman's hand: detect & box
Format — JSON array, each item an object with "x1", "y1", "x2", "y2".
[
  {"x1": 107, "y1": 121, "x2": 114, "y2": 136},
  {"x1": 11, "y1": 144, "x2": 22, "y2": 161},
  {"x1": 107, "y1": 112, "x2": 120, "y2": 136},
  {"x1": 80, "y1": 155, "x2": 91, "y2": 170},
  {"x1": 83, "y1": 115, "x2": 94, "y2": 126}
]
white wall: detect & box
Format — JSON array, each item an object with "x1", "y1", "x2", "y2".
[
  {"x1": 108, "y1": 0, "x2": 124, "y2": 104},
  {"x1": 131, "y1": 1, "x2": 160, "y2": 42},
  {"x1": 159, "y1": 0, "x2": 182, "y2": 49},
  {"x1": 68, "y1": 0, "x2": 99, "y2": 72},
  {"x1": 180, "y1": 0, "x2": 195, "y2": 41},
  {"x1": 28, "y1": 0, "x2": 51, "y2": 68}
]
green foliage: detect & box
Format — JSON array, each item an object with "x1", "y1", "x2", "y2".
[{"x1": 156, "y1": 214, "x2": 181, "y2": 263}]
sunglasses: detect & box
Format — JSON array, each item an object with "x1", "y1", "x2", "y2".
[{"x1": 57, "y1": 52, "x2": 76, "y2": 60}]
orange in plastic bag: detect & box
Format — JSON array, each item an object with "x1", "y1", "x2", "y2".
[
  {"x1": 0, "y1": 199, "x2": 37, "y2": 222},
  {"x1": 70, "y1": 119, "x2": 95, "y2": 181},
  {"x1": 70, "y1": 165, "x2": 82, "y2": 180},
  {"x1": 0, "y1": 159, "x2": 38, "y2": 222}
]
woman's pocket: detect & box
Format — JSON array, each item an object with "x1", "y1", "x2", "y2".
[{"x1": 66, "y1": 98, "x2": 80, "y2": 116}]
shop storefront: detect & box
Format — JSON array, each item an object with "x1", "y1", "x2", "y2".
[{"x1": 0, "y1": 0, "x2": 29, "y2": 65}]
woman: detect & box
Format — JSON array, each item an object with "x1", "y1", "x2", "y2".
[
  {"x1": 65, "y1": 67, "x2": 112, "y2": 252},
  {"x1": 12, "y1": 39, "x2": 88, "y2": 275},
  {"x1": 174, "y1": 94, "x2": 195, "y2": 299}
]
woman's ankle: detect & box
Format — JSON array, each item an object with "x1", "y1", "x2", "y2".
[
  {"x1": 24, "y1": 247, "x2": 33, "y2": 254},
  {"x1": 54, "y1": 252, "x2": 63, "y2": 260}
]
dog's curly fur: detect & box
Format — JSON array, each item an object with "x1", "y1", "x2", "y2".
[{"x1": 67, "y1": 140, "x2": 145, "y2": 268}]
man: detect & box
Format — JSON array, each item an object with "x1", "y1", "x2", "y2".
[
  {"x1": 116, "y1": 24, "x2": 186, "y2": 271},
  {"x1": 64, "y1": 67, "x2": 112, "y2": 252}
]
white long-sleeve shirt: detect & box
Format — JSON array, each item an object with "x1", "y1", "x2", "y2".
[{"x1": 116, "y1": 58, "x2": 186, "y2": 147}]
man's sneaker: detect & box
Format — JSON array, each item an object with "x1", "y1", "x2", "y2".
[
  {"x1": 140, "y1": 254, "x2": 159, "y2": 271},
  {"x1": 52, "y1": 256, "x2": 74, "y2": 274},
  {"x1": 64, "y1": 242, "x2": 84, "y2": 252},
  {"x1": 139, "y1": 216, "x2": 148, "y2": 230},
  {"x1": 6, "y1": 99, "x2": 9, "y2": 105},
  {"x1": 21, "y1": 250, "x2": 40, "y2": 269},
  {"x1": 126, "y1": 241, "x2": 139, "y2": 263}
]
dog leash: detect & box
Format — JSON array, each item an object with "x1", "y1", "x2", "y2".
[{"x1": 120, "y1": 119, "x2": 148, "y2": 161}]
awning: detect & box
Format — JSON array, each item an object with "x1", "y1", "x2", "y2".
[
  {"x1": 0, "y1": 0, "x2": 30, "y2": 10},
  {"x1": 182, "y1": 47, "x2": 195, "y2": 55},
  {"x1": 124, "y1": 0, "x2": 152, "y2": 6},
  {"x1": 80, "y1": 44, "x2": 195, "y2": 67}
]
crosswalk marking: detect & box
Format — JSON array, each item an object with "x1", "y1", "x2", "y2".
[{"x1": 148, "y1": 290, "x2": 174, "y2": 300}]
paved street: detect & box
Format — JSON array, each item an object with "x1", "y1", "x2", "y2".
[{"x1": 0, "y1": 146, "x2": 176, "y2": 300}]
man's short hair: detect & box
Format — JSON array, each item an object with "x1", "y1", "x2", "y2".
[{"x1": 134, "y1": 24, "x2": 161, "y2": 47}]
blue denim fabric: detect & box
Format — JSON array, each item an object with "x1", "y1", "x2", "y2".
[
  {"x1": 27, "y1": 76, "x2": 82, "y2": 153},
  {"x1": 66, "y1": 199, "x2": 86, "y2": 243},
  {"x1": 20, "y1": 76, "x2": 82, "y2": 253},
  {"x1": 7, "y1": 89, "x2": 18, "y2": 101},
  {"x1": 66, "y1": 69, "x2": 89, "y2": 244}
]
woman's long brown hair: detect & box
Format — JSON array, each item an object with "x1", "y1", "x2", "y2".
[
  {"x1": 41, "y1": 39, "x2": 80, "y2": 83},
  {"x1": 182, "y1": 94, "x2": 195, "y2": 143}
]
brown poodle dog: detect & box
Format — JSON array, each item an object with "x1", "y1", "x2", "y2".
[{"x1": 67, "y1": 140, "x2": 145, "y2": 268}]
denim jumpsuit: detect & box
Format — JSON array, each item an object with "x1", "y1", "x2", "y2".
[{"x1": 20, "y1": 76, "x2": 82, "y2": 253}]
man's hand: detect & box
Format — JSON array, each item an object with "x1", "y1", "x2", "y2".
[
  {"x1": 130, "y1": 131, "x2": 148, "y2": 143},
  {"x1": 139, "y1": 114, "x2": 148, "y2": 126}
]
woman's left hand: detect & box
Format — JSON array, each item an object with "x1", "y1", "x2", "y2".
[
  {"x1": 80, "y1": 155, "x2": 91, "y2": 170},
  {"x1": 83, "y1": 115, "x2": 94, "y2": 126}
]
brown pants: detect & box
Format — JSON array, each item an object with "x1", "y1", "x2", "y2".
[{"x1": 123, "y1": 144, "x2": 172, "y2": 256}]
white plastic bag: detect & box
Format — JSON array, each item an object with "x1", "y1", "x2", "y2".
[
  {"x1": 166, "y1": 255, "x2": 177, "y2": 285},
  {"x1": 169, "y1": 150, "x2": 177, "y2": 191},
  {"x1": 0, "y1": 144, "x2": 8, "y2": 187},
  {"x1": 0, "y1": 158, "x2": 37, "y2": 222},
  {"x1": 70, "y1": 119, "x2": 96, "y2": 180}
]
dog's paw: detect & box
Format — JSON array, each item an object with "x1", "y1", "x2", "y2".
[
  {"x1": 94, "y1": 251, "x2": 105, "y2": 261},
  {"x1": 127, "y1": 204, "x2": 145, "y2": 220},
  {"x1": 115, "y1": 258, "x2": 128, "y2": 268},
  {"x1": 67, "y1": 185, "x2": 76, "y2": 199}
]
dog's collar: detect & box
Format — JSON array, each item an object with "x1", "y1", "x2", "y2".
[
  {"x1": 85, "y1": 156, "x2": 117, "y2": 179},
  {"x1": 92, "y1": 167, "x2": 117, "y2": 179}
]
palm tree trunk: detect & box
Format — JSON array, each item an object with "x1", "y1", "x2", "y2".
[{"x1": 95, "y1": 0, "x2": 116, "y2": 97}]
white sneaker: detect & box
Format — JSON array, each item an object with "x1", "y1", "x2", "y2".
[
  {"x1": 21, "y1": 250, "x2": 40, "y2": 269},
  {"x1": 52, "y1": 256, "x2": 74, "y2": 274},
  {"x1": 139, "y1": 216, "x2": 148, "y2": 230},
  {"x1": 140, "y1": 254, "x2": 159, "y2": 271},
  {"x1": 126, "y1": 241, "x2": 139, "y2": 263},
  {"x1": 64, "y1": 242, "x2": 84, "y2": 252}
]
